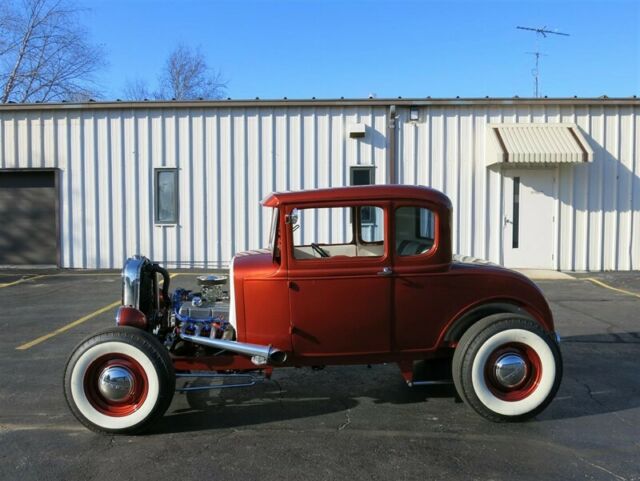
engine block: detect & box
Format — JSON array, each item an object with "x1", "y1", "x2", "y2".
[{"x1": 171, "y1": 288, "x2": 234, "y2": 340}]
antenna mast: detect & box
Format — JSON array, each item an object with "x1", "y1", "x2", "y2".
[{"x1": 516, "y1": 26, "x2": 570, "y2": 97}]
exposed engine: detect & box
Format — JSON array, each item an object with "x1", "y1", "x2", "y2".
[
  {"x1": 119, "y1": 255, "x2": 285, "y2": 365},
  {"x1": 170, "y1": 276, "x2": 235, "y2": 342},
  {"x1": 119, "y1": 256, "x2": 236, "y2": 353}
]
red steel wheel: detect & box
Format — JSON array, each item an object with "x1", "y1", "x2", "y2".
[
  {"x1": 483, "y1": 342, "x2": 543, "y2": 402},
  {"x1": 83, "y1": 354, "x2": 149, "y2": 417}
]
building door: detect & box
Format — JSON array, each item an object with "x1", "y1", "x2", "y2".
[
  {"x1": 0, "y1": 171, "x2": 58, "y2": 266},
  {"x1": 502, "y1": 169, "x2": 555, "y2": 269}
]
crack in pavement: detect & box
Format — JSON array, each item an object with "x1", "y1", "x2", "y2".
[
  {"x1": 554, "y1": 300, "x2": 634, "y2": 337},
  {"x1": 337, "y1": 408, "x2": 351, "y2": 431},
  {"x1": 578, "y1": 380, "x2": 635, "y2": 428},
  {"x1": 575, "y1": 454, "x2": 628, "y2": 481}
]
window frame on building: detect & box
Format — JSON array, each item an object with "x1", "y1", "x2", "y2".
[
  {"x1": 154, "y1": 168, "x2": 179, "y2": 225},
  {"x1": 350, "y1": 165, "x2": 376, "y2": 226},
  {"x1": 350, "y1": 165, "x2": 375, "y2": 187}
]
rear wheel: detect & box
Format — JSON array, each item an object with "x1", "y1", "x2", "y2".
[
  {"x1": 452, "y1": 313, "x2": 562, "y2": 422},
  {"x1": 64, "y1": 327, "x2": 175, "y2": 434}
]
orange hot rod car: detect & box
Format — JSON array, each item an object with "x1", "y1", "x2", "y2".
[{"x1": 64, "y1": 185, "x2": 562, "y2": 433}]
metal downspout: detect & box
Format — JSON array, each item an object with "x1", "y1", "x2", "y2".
[{"x1": 387, "y1": 105, "x2": 397, "y2": 184}]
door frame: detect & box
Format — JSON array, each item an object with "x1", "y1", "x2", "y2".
[
  {"x1": 0, "y1": 168, "x2": 61, "y2": 267},
  {"x1": 284, "y1": 200, "x2": 394, "y2": 357}
]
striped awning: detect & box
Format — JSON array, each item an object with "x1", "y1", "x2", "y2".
[{"x1": 487, "y1": 123, "x2": 593, "y2": 165}]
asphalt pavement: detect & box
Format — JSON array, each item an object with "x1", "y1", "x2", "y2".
[{"x1": 0, "y1": 271, "x2": 638, "y2": 481}]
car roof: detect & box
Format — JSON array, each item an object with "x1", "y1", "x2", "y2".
[{"x1": 262, "y1": 184, "x2": 452, "y2": 208}]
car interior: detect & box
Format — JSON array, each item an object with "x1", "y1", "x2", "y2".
[{"x1": 291, "y1": 205, "x2": 435, "y2": 259}]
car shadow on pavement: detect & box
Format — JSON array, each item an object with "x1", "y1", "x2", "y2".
[
  {"x1": 149, "y1": 331, "x2": 639, "y2": 434},
  {"x1": 148, "y1": 359, "x2": 459, "y2": 434},
  {"x1": 150, "y1": 389, "x2": 360, "y2": 434}
]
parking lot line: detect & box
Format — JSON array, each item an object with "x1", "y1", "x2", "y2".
[
  {"x1": 584, "y1": 277, "x2": 640, "y2": 299},
  {"x1": 15, "y1": 301, "x2": 121, "y2": 351},
  {"x1": 15, "y1": 273, "x2": 183, "y2": 351},
  {"x1": 0, "y1": 274, "x2": 47, "y2": 288}
]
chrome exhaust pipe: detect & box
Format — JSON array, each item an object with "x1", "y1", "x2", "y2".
[{"x1": 179, "y1": 333, "x2": 288, "y2": 364}]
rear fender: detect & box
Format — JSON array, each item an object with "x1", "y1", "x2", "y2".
[{"x1": 442, "y1": 302, "x2": 534, "y2": 344}]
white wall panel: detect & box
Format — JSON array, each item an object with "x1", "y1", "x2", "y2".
[
  {"x1": 0, "y1": 101, "x2": 637, "y2": 270},
  {"x1": 395, "y1": 103, "x2": 640, "y2": 271}
]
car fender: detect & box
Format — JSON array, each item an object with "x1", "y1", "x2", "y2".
[{"x1": 442, "y1": 301, "x2": 536, "y2": 344}]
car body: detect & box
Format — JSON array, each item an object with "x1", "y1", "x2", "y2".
[{"x1": 64, "y1": 185, "x2": 562, "y2": 433}]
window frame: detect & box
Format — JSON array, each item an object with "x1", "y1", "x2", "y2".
[
  {"x1": 393, "y1": 204, "x2": 439, "y2": 259},
  {"x1": 350, "y1": 165, "x2": 375, "y2": 186},
  {"x1": 285, "y1": 201, "x2": 390, "y2": 267},
  {"x1": 154, "y1": 168, "x2": 179, "y2": 225},
  {"x1": 291, "y1": 205, "x2": 355, "y2": 249}
]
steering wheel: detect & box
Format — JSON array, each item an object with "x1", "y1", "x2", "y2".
[{"x1": 311, "y1": 242, "x2": 330, "y2": 258}]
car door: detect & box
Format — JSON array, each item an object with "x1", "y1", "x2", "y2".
[
  {"x1": 287, "y1": 202, "x2": 393, "y2": 357},
  {"x1": 392, "y1": 201, "x2": 452, "y2": 351}
]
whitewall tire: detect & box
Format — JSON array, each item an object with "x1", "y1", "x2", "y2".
[
  {"x1": 64, "y1": 327, "x2": 175, "y2": 434},
  {"x1": 452, "y1": 313, "x2": 562, "y2": 422}
]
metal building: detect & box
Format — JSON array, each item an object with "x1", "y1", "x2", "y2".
[{"x1": 0, "y1": 97, "x2": 638, "y2": 271}]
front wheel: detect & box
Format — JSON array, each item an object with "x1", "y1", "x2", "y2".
[
  {"x1": 452, "y1": 313, "x2": 562, "y2": 422},
  {"x1": 64, "y1": 327, "x2": 175, "y2": 434}
]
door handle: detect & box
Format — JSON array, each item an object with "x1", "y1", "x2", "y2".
[
  {"x1": 504, "y1": 216, "x2": 513, "y2": 225},
  {"x1": 378, "y1": 267, "x2": 393, "y2": 276}
]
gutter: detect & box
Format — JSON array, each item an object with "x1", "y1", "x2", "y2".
[{"x1": 0, "y1": 97, "x2": 638, "y2": 112}]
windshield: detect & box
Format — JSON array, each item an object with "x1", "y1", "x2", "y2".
[{"x1": 268, "y1": 208, "x2": 279, "y2": 257}]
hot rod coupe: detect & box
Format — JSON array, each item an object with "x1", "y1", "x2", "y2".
[{"x1": 64, "y1": 185, "x2": 562, "y2": 433}]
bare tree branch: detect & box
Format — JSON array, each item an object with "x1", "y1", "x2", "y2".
[
  {"x1": 0, "y1": 0, "x2": 105, "y2": 103},
  {"x1": 157, "y1": 44, "x2": 226, "y2": 100},
  {"x1": 123, "y1": 77, "x2": 154, "y2": 101}
]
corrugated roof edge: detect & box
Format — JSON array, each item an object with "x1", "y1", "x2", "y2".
[{"x1": 0, "y1": 97, "x2": 639, "y2": 111}]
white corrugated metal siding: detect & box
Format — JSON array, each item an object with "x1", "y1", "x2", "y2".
[
  {"x1": 394, "y1": 103, "x2": 639, "y2": 271},
  {"x1": 0, "y1": 105, "x2": 389, "y2": 268},
  {"x1": 0, "y1": 100, "x2": 638, "y2": 271}
]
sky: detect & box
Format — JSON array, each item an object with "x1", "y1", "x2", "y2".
[{"x1": 77, "y1": 0, "x2": 640, "y2": 100}]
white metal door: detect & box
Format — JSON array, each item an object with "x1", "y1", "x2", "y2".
[{"x1": 502, "y1": 169, "x2": 556, "y2": 269}]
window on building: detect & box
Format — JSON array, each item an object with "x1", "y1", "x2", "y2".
[
  {"x1": 512, "y1": 176, "x2": 520, "y2": 249},
  {"x1": 350, "y1": 166, "x2": 375, "y2": 186},
  {"x1": 351, "y1": 166, "x2": 376, "y2": 226},
  {"x1": 395, "y1": 206, "x2": 436, "y2": 257},
  {"x1": 155, "y1": 168, "x2": 178, "y2": 224}
]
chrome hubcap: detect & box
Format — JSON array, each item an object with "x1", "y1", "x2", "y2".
[
  {"x1": 98, "y1": 366, "x2": 135, "y2": 402},
  {"x1": 493, "y1": 353, "x2": 527, "y2": 388}
]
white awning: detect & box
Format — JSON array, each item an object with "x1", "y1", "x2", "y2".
[{"x1": 487, "y1": 123, "x2": 593, "y2": 166}]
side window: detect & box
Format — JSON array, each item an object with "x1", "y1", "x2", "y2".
[
  {"x1": 395, "y1": 207, "x2": 436, "y2": 257},
  {"x1": 290, "y1": 205, "x2": 385, "y2": 260}
]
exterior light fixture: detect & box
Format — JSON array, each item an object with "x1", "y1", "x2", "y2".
[
  {"x1": 348, "y1": 123, "x2": 366, "y2": 138},
  {"x1": 410, "y1": 107, "x2": 419, "y2": 121}
]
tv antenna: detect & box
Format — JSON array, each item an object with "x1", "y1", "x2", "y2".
[
  {"x1": 517, "y1": 25, "x2": 570, "y2": 97},
  {"x1": 516, "y1": 26, "x2": 570, "y2": 38}
]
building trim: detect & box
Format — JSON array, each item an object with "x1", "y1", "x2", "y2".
[{"x1": 0, "y1": 97, "x2": 638, "y2": 112}]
